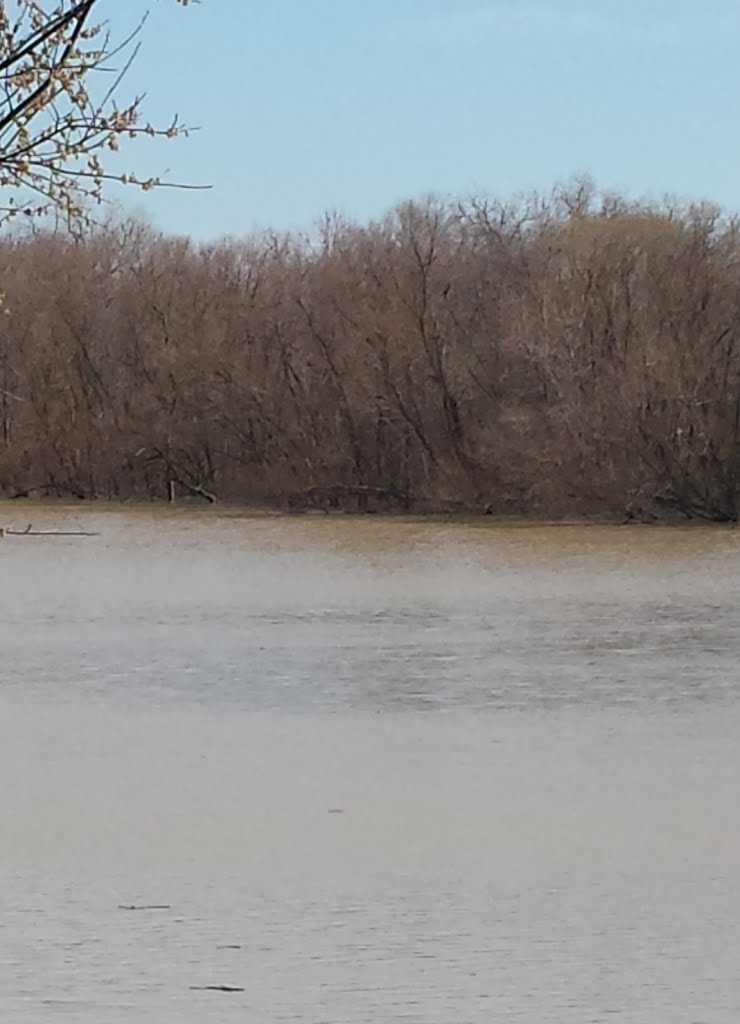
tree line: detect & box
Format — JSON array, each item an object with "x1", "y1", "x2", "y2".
[{"x1": 1, "y1": 181, "x2": 740, "y2": 520}]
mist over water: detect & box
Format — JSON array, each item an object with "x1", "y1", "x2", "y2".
[{"x1": 1, "y1": 508, "x2": 739, "y2": 1022}]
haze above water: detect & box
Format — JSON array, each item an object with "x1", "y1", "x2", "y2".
[{"x1": 1, "y1": 509, "x2": 739, "y2": 1023}]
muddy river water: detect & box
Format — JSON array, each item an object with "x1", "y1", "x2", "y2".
[{"x1": 1, "y1": 509, "x2": 739, "y2": 1022}]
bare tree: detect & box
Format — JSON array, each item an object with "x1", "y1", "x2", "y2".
[{"x1": 3, "y1": 183, "x2": 740, "y2": 519}]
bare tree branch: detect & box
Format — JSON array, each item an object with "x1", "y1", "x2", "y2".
[{"x1": 0, "y1": 0, "x2": 207, "y2": 227}]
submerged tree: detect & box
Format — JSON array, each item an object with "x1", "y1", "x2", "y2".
[{"x1": 0, "y1": 0, "x2": 199, "y2": 225}]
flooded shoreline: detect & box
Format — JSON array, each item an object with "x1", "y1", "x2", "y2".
[{"x1": 4, "y1": 494, "x2": 740, "y2": 526}]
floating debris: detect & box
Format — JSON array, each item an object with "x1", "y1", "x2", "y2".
[
  {"x1": 118, "y1": 904, "x2": 171, "y2": 911},
  {"x1": 190, "y1": 985, "x2": 245, "y2": 993},
  {"x1": 1, "y1": 524, "x2": 99, "y2": 537}
]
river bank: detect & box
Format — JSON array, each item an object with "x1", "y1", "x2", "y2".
[
  {"x1": 3, "y1": 187, "x2": 740, "y2": 526},
  {"x1": 1, "y1": 493, "x2": 735, "y2": 527}
]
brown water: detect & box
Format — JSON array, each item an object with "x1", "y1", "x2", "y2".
[{"x1": 1, "y1": 508, "x2": 739, "y2": 1023}]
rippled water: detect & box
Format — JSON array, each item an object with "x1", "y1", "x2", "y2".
[{"x1": 1, "y1": 508, "x2": 739, "y2": 1022}]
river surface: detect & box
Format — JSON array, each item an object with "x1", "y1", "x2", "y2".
[{"x1": 1, "y1": 508, "x2": 739, "y2": 1023}]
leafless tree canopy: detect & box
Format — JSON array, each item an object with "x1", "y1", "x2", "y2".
[{"x1": 1, "y1": 183, "x2": 740, "y2": 520}]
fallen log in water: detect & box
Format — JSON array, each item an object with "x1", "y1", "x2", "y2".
[
  {"x1": 1, "y1": 523, "x2": 99, "y2": 537},
  {"x1": 190, "y1": 985, "x2": 245, "y2": 993}
]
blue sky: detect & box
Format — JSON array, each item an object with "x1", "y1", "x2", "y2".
[{"x1": 105, "y1": 0, "x2": 740, "y2": 238}]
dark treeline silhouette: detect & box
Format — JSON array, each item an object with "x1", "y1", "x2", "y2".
[{"x1": 2, "y1": 180, "x2": 740, "y2": 520}]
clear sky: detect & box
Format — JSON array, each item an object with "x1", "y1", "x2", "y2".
[{"x1": 106, "y1": 0, "x2": 740, "y2": 239}]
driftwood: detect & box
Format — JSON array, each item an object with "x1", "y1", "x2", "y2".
[
  {"x1": 2, "y1": 523, "x2": 99, "y2": 537},
  {"x1": 288, "y1": 483, "x2": 410, "y2": 513},
  {"x1": 190, "y1": 985, "x2": 245, "y2": 993},
  {"x1": 7, "y1": 482, "x2": 86, "y2": 500}
]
